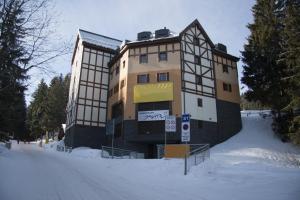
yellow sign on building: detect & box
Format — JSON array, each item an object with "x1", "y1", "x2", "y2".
[{"x1": 133, "y1": 82, "x2": 174, "y2": 103}]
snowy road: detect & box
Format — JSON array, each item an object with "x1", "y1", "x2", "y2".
[
  {"x1": 1, "y1": 143, "x2": 156, "y2": 200},
  {"x1": 1, "y1": 112, "x2": 300, "y2": 200}
]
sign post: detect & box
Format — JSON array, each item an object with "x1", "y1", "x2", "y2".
[
  {"x1": 181, "y1": 114, "x2": 190, "y2": 175},
  {"x1": 165, "y1": 115, "x2": 176, "y2": 157}
]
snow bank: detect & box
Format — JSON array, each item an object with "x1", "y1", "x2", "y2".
[
  {"x1": 189, "y1": 110, "x2": 300, "y2": 182},
  {"x1": 0, "y1": 142, "x2": 8, "y2": 154},
  {"x1": 210, "y1": 111, "x2": 300, "y2": 168},
  {"x1": 43, "y1": 140, "x2": 65, "y2": 151},
  {"x1": 70, "y1": 147, "x2": 102, "y2": 158}
]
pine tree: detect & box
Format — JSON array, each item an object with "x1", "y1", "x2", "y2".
[
  {"x1": 280, "y1": 0, "x2": 300, "y2": 144},
  {"x1": 1, "y1": 0, "x2": 69, "y2": 137},
  {"x1": 28, "y1": 79, "x2": 49, "y2": 139},
  {"x1": 47, "y1": 74, "x2": 66, "y2": 132},
  {"x1": 0, "y1": 0, "x2": 28, "y2": 135},
  {"x1": 241, "y1": 0, "x2": 291, "y2": 139}
]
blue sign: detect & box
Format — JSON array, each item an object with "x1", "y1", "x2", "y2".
[
  {"x1": 181, "y1": 114, "x2": 190, "y2": 142},
  {"x1": 182, "y1": 114, "x2": 190, "y2": 122}
]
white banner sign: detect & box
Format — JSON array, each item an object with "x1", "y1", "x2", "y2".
[
  {"x1": 138, "y1": 110, "x2": 169, "y2": 121},
  {"x1": 165, "y1": 115, "x2": 176, "y2": 132}
]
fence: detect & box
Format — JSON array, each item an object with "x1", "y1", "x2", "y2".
[
  {"x1": 157, "y1": 144, "x2": 210, "y2": 174},
  {"x1": 56, "y1": 145, "x2": 72, "y2": 153},
  {"x1": 186, "y1": 144, "x2": 210, "y2": 173},
  {"x1": 101, "y1": 146, "x2": 144, "y2": 159}
]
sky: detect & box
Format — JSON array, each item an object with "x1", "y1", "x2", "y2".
[{"x1": 26, "y1": 0, "x2": 255, "y2": 104}]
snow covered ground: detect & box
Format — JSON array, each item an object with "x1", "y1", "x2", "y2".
[{"x1": 0, "y1": 111, "x2": 300, "y2": 200}]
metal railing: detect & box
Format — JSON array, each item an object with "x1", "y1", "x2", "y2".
[
  {"x1": 101, "y1": 146, "x2": 144, "y2": 159},
  {"x1": 157, "y1": 144, "x2": 165, "y2": 159},
  {"x1": 56, "y1": 145, "x2": 72, "y2": 153},
  {"x1": 157, "y1": 143, "x2": 210, "y2": 174},
  {"x1": 186, "y1": 144, "x2": 210, "y2": 173}
]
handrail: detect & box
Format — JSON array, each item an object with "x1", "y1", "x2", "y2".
[
  {"x1": 101, "y1": 146, "x2": 144, "y2": 159},
  {"x1": 189, "y1": 144, "x2": 209, "y2": 155}
]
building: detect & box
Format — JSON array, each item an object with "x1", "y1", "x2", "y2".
[{"x1": 65, "y1": 19, "x2": 242, "y2": 158}]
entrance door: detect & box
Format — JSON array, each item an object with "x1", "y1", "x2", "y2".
[{"x1": 147, "y1": 144, "x2": 157, "y2": 158}]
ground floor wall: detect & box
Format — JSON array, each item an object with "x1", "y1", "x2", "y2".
[
  {"x1": 65, "y1": 125, "x2": 107, "y2": 149},
  {"x1": 64, "y1": 99, "x2": 242, "y2": 158},
  {"x1": 216, "y1": 99, "x2": 242, "y2": 142},
  {"x1": 110, "y1": 118, "x2": 219, "y2": 158}
]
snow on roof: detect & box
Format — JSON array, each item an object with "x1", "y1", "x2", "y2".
[
  {"x1": 78, "y1": 29, "x2": 122, "y2": 50},
  {"x1": 127, "y1": 31, "x2": 178, "y2": 45}
]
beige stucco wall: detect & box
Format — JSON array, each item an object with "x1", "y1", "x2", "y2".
[
  {"x1": 128, "y1": 43, "x2": 181, "y2": 74},
  {"x1": 124, "y1": 69, "x2": 182, "y2": 120},
  {"x1": 216, "y1": 80, "x2": 240, "y2": 104},
  {"x1": 213, "y1": 54, "x2": 240, "y2": 104},
  {"x1": 107, "y1": 42, "x2": 182, "y2": 120}
]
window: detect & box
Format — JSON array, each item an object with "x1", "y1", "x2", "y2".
[
  {"x1": 137, "y1": 74, "x2": 149, "y2": 83},
  {"x1": 139, "y1": 54, "x2": 148, "y2": 63},
  {"x1": 120, "y1": 79, "x2": 125, "y2": 88},
  {"x1": 223, "y1": 83, "x2": 227, "y2": 91},
  {"x1": 109, "y1": 89, "x2": 113, "y2": 97},
  {"x1": 223, "y1": 83, "x2": 232, "y2": 92},
  {"x1": 123, "y1": 61, "x2": 125, "y2": 68},
  {"x1": 193, "y1": 36, "x2": 199, "y2": 46},
  {"x1": 115, "y1": 65, "x2": 120, "y2": 75},
  {"x1": 197, "y1": 98, "x2": 203, "y2": 107},
  {"x1": 114, "y1": 84, "x2": 119, "y2": 94},
  {"x1": 222, "y1": 64, "x2": 229, "y2": 73},
  {"x1": 157, "y1": 72, "x2": 169, "y2": 82},
  {"x1": 196, "y1": 75, "x2": 202, "y2": 85},
  {"x1": 195, "y1": 55, "x2": 201, "y2": 65},
  {"x1": 159, "y1": 52, "x2": 167, "y2": 61}
]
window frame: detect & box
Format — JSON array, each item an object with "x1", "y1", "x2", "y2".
[
  {"x1": 223, "y1": 82, "x2": 232, "y2": 92},
  {"x1": 158, "y1": 52, "x2": 168, "y2": 61},
  {"x1": 113, "y1": 83, "x2": 119, "y2": 94},
  {"x1": 222, "y1": 64, "x2": 229, "y2": 73},
  {"x1": 193, "y1": 36, "x2": 200, "y2": 46},
  {"x1": 115, "y1": 65, "x2": 120, "y2": 75},
  {"x1": 195, "y1": 55, "x2": 201, "y2": 65},
  {"x1": 137, "y1": 74, "x2": 149, "y2": 83},
  {"x1": 197, "y1": 98, "x2": 203, "y2": 107},
  {"x1": 157, "y1": 72, "x2": 169, "y2": 82},
  {"x1": 139, "y1": 54, "x2": 148, "y2": 63},
  {"x1": 120, "y1": 79, "x2": 125, "y2": 89},
  {"x1": 196, "y1": 75, "x2": 202, "y2": 85}
]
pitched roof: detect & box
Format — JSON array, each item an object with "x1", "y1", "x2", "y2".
[
  {"x1": 78, "y1": 29, "x2": 122, "y2": 50},
  {"x1": 180, "y1": 19, "x2": 215, "y2": 48}
]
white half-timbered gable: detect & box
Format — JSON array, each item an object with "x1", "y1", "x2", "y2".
[
  {"x1": 180, "y1": 20, "x2": 217, "y2": 122},
  {"x1": 66, "y1": 29, "x2": 122, "y2": 130}
]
